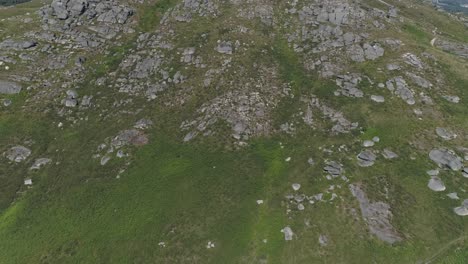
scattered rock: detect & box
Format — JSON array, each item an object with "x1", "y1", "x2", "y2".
[
  {"x1": 363, "y1": 43, "x2": 384, "y2": 60},
  {"x1": 64, "y1": 90, "x2": 79, "y2": 108},
  {"x1": 206, "y1": 241, "x2": 215, "y2": 249},
  {"x1": 406, "y1": 73, "x2": 432, "y2": 89},
  {"x1": 183, "y1": 131, "x2": 197, "y2": 142},
  {"x1": 216, "y1": 41, "x2": 233, "y2": 54},
  {"x1": 442, "y1": 95, "x2": 460, "y2": 104},
  {"x1": 402, "y1": 53, "x2": 423, "y2": 69},
  {"x1": 382, "y1": 149, "x2": 398, "y2": 159},
  {"x1": 297, "y1": 203, "x2": 305, "y2": 210},
  {"x1": 134, "y1": 119, "x2": 153, "y2": 130},
  {"x1": 357, "y1": 150, "x2": 376, "y2": 167},
  {"x1": 427, "y1": 177, "x2": 446, "y2": 192},
  {"x1": 386, "y1": 77, "x2": 415, "y2": 105},
  {"x1": 447, "y1": 192, "x2": 459, "y2": 200},
  {"x1": 112, "y1": 129, "x2": 149, "y2": 147},
  {"x1": 386, "y1": 64, "x2": 400, "y2": 71},
  {"x1": 349, "y1": 184, "x2": 402, "y2": 244},
  {"x1": 435, "y1": 127, "x2": 456, "y2": 140},
  {"x1": 429, "y1": 149, "x2": 463, "y2": 171},
  {"x1": 463, "y1": 168, "x2": 468, "y2": 178},
  {"x1": 454, "y1": 199, "x2": 468, "y2": 216},
  {"x1": 100, "y1": 155, "x2": 111, "y2": 165},
  {"x1": 0, "y1": 80, "x2": 22, "y2": 94},
  {"x1": 292, "y1": 183, "x2": 301, "y2": 191},
  {"x1": 24, "y1": 179, "x2": 33, "y2": 186},
  {"x1": 281, "y1": 226, "x2": 294, "y2": 241},
  {"x1": 363, "y1": 140, "x2": 375, "y2": 147},
  {"x1": 371, "y1": 95, "x2": 385, "y2": 103},
  {"x1": 335, "y1": 74, "x2": 363, "y2": 97},
  {"x1": 0, "y1": 39, "x2": 37, "y2": 50},
  {"x1": 30, "y1": 158, "x2": 52, "y2": 170},
  {"x1": 4, "y1": 146, "x2": 31, "y2": 162},
  {"x1": 324, "y1": 161, "x2": 343, "y2": 177},
  {"x1": 3, "y1": 99, "x2": 12, "y2": 107},
  {"x1": 319, "y1": 234, "x2": 329, "y2": 246}
]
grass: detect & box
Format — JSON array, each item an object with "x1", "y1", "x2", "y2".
[
  {"x1": 0, "y1": 131, "x2": 288, "y2": 263},
  {"x1": 0, "y1": 0, "x2": 468, "y2": 263},
  {"x1": 137, "y1": 0, "x2": 178, "y2": 32}
]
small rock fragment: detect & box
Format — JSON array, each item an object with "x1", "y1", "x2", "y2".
[
  {"x1": 206, "y1": 241, "x2": 215, "y2": 249},
  {"x1": 319, "y1": 234, "x2": 329, "y2": 246},
  {"x1": 281, "y1": 226, "x2": 294, "y2": 241},
  {"x1": 447, "y1": 192, "x2": 459, "y2": 200},
  {"x1": 442, "y1": 95, "x2": 460, "y2": 104},
  {"x1": 382, "y1": 149, "x2": 398, "y2": 159},
  {"x1": 292, "y1": 183, "x2": 301, "y2": 191},
  {"x1": 100, "y1": 155, "x2": 111, "y2": 165},
  {"x1": 370, "y1": 95, "x2": 385, "y2": 103},
  {"x1": 30, "y1": 158, "x2": 52, "y2": 170},
  {"x1": 363, "y1": 140, "x2": 375, "y2": 147}
]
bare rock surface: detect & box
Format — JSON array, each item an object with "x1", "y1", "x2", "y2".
[
  {"x1": 0, "y1": 80, "x2": 22, "y2": 94},
  {"x1": 349, "y1": 184, "x2": 402, "y2": 244},
  {"x1": 4, "y1": 146, "x2": 31, "y2": 163},
  {"x1": 429, "y1": 149, "x2": 463, "y2": 171}
]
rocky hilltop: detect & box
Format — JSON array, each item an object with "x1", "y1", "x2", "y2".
[{"x1": 0, "y1": 0, "x2": 467, "y2": 263}]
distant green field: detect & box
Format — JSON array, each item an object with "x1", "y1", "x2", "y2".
[{"x1": 0, "y1": 0, "x2": 31, "y2": 6}]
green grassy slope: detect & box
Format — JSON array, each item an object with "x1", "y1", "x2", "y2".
[{"x1": 0, "y1": 0, "x2": 467, "y2": 263}]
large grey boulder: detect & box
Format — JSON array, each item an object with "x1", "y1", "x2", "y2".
[
  {"x1": 111, "y1": 129, "x2": 149, "y2": 147},
  {"x1": 0, "y1": 39, "x2": 37, "y2": 50},
  {"x1": 454, "y1": 199, "x2": 468, "y2": 216},
  {"x1": 4, "y1": 146, "x2": 31, "y2": 162},
  {"x1": 97, "y1": 6, "x2": 133, "y2": 24},
  {"x1": 216, "y1": 41, "x2": 233, "y2": 54},
  {"x1": 50, "y1": 0, "x2": 70, "y2": 19},
  {"x1": 462, "y1": 168, "x2": 468, "y2": 178},
  {"x1": 50, "y1": 0, "x2": 89, "y2": 20},
  {"x1": 435, "y1": 127, "x2": 456, "y2": 140},
  {"x1": 406, "y1": 73, "x2": 432, "y2": 89},
  {"x1": 335, "y1": 74, "x2": 363, "y2": 97},
  {"x1": 348, "y1": 44, "x2": 365, "y2": 62},
  {"x1": 429, "y1": 149, "x2": 463, "y2": 171},
  {"x1": 386, "y1": 77, "x2": 415, "y2": 105},
  {"x1": 349, "y1": 184, "x2": 402, "y2": 244},
  {"x1": 363, "y1": 43, "x2": 384, "y2": 60},
  {"x1": 402, "y1": 53, "x2": 423, "y2": 69},
  {"x1": 427, "y1": 177, "x2": 446, "y2": 192},
  {"x1": 324, "y1": 161, "x2": 343, "y2": 177},
  {"x1": 0, "y1": 81, "x2": 22, "y2": 94},
  {"x1": 357, "y1": 150, "x2": 376, "y2": 167}
]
